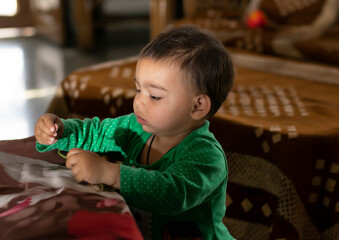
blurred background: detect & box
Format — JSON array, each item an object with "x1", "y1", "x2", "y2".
[
  {"x1": 0, "y1": 0, "x2": 151, "y2": 140},
  {"x1": 0, "y1": 0, "x2": 338, "y2": 141}
]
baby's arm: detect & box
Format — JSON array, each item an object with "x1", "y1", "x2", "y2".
[{"x1": 34, "y1": 113, "x2": 64, "y2": 145}]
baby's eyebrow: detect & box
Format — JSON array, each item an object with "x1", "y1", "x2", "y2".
[
  {"x1": 134, "y1": 78, "x2": 141, "y2": 87},
  {"x1": 134, "y1": 78, "x2": 167, "y2": 92},
  {"x1": 148, "y1": 83, "x2": 167, "y2": 92}
]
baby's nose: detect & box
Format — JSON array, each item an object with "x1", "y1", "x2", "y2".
[{"x1": 134, "y1": 94, "x2": 145, "y2": 110}]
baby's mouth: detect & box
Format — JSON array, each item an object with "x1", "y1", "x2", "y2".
[{"x1": 135, "y1": 114, "x2": 147, "y2": 125}]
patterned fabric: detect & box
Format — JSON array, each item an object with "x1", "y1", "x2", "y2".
[{"x1": 0, "y1": 150, "x2": 142, "y2": 239}]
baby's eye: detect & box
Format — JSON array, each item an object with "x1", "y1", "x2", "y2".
[
  {"x1": 135, "y1": 89, "x2": 141, "y2": 94},
  {"x1": 150, "y1": 95, "x2": 162, "y2": 100}
]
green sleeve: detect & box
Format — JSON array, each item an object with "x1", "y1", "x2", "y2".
[
  {"x1": 120, "y1": 138, "x2": 227, "y2": 215},
  {"x1": 36, "y1": 113, "x2": 138, "y2": 155}
]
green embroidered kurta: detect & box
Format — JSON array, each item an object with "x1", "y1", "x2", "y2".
[{"x1": 36, "y1": 113, "x2": 233, "y2": 240}]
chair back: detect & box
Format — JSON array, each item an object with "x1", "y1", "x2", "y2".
[{"x1": 184, "y1": 0, "x2": 250, "y2": 19}]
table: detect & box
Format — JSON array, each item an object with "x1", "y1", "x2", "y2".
[
  {"x1": 47, "y1": 54, "x2": 339, "y2": 240},
  {"x1": 0, "y1": 137, "x2": 143, "y2": 240}
]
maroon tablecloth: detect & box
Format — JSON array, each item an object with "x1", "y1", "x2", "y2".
[{"x1": 0, "y1": 137, "x2": 143, "y2": 240}]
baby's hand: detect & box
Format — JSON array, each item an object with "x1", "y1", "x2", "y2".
[
  {"x1": 34, "y1": 113, "x2": 64, "y2": 145},
  {"x1": 66, "y1": 148, "x2": 109, "y2": 184},
  {"x1": 66, "y1": 148, "x2": 120, "y2": 188}
]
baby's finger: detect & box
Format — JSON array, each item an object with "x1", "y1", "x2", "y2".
[
  {"x1": 74, "y1": 173, "x2": 85, "y2": 183},
  {"x1": 70, "y1": 163, "x2": 80, "y2": 175},
  {"x1": 43, "y1": 115, "x2": 57, "y2": 134},
  {"x1": 67, "y1": 148, "x2": 83, "y2": 158},
  {"x1": 71, "y1": 165, "x2": 85, "y2": 182},
  {"x1": 53, "y1": 123, "x2": 59, "y2": 137},
  {"x1": 66, "y1": 149, "x2": 82, "y2": 168},
  {"x1": 35, "y1": 127, "x2": 56, "y2": 145},
  {"x1": 66, "y1": 156, "x2": 76, "y2": 168},
  {"x1": 36, "y1": 119, "x2": 54, "y2": 139}
]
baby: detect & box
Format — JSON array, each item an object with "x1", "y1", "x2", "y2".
[{"x1": 35, "y1": 25, "x2": 234, "y2": 240}]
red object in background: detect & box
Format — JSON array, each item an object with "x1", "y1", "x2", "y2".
[{"x1": 246, "y1": 10, "x2": 267, "y2": 29}]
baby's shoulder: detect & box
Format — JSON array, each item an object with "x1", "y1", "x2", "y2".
[{"x1": 177, "y1": 135, "x2": 225, "y2": 162}]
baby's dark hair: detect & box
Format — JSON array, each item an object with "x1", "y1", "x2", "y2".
[{"x1": 139, "y1": 24, "x2": 234, "y2": 118}]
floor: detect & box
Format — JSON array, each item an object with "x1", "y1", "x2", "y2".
[{"x1": 0, "y1": 23, "x2": 149, "y2": 141}]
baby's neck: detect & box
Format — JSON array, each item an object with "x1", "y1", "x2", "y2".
[
  {"x1": 156, "y1": 134, "x2": 186, "y2": 149},
  {"x1": 145, "y1": 134, "x2": 182, "y2": 165}
]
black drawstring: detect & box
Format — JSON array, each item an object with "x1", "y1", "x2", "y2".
[{"x1": 146, "y1": 135, "x2": 156, "y2": 165}]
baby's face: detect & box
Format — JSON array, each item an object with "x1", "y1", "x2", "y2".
[{"x1": 133, "y1": 58, "x2": 197, "y2": 137}]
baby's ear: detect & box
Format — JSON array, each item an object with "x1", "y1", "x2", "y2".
[{"x1": 191, "y1": 94, "x2": 211, "y2": 120}]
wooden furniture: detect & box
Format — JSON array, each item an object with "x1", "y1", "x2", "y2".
[
  {"x1": 150, "y1": 0, "x2": 249, "y2": 39},
  {"x1": 0, "y1": 0, "x2": 34, "y2": 28},
  {"x1": 30, "y1": 0, "x2": 149, "y2": 50},
  {"x1": 30, "y1": 0, "x2": 67, "y2": 45},
  {"x1": 69, "y1": 0, "x2": 150, "y2": 50},
  {"x1": 150, "y1": 0, "x2": 339, "y2": 66}
]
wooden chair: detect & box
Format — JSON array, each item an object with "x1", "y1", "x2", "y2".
[{"x1": 150, "y1": 0, "x2": 250, "y2": 39}]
